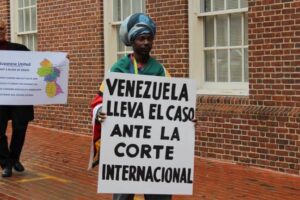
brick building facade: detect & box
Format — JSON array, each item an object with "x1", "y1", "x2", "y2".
[{"x1": 1, "y1": 0, "x2": 299, "y2": 175}]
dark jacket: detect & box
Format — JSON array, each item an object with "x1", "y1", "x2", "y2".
[{"x1": 0, "y1": 41, "x2": 34, "y2": 123}]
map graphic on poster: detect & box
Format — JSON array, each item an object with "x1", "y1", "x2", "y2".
[{"x1": 37, "y1": 59, "x2": 63, "y2": 97}]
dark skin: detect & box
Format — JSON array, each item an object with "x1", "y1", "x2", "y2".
[{"x1": 131, "y1": 33, "x2": 154, "y2": 64}]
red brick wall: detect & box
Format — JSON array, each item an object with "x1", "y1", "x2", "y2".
[
  {"x1": 2, "y1": 0, "x2": 300, "y2": 175},
  {"x1": 0, "y1": 0, "x2": 10, "y2": 39},
  {"x1": 33, "y1": 0, "x2": 104, "y2": 134},
  {"x1": 146, "y1": 0, "x2": 300, "y2": 176},
  {"x1": 147, "y1": 0, "x2": 189, "y2": 78},
  {"x1": 197, "y1": 0, "x2": 300, "y2": 175},
  {"x1": 249, "y1": 0, "x2": 300, "y2": 107}
]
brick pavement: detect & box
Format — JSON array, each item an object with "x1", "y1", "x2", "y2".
[{"x1": 0, "y1": 125, "x2": 299, "y2": 200}]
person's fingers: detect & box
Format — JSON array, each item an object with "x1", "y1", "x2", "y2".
[
  {"x1": 98, "y1": 112, "x2": 106, "y2": 119},
  {"x1": 97, "y1": 112, "x2": 107, "y2": 123}
]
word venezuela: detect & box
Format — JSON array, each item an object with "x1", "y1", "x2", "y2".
[{"x1": 105, "y1": 78, "x2": 195, "y2": 122}]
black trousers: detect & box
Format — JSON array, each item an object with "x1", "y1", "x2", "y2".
[{"x1": 0, "y1": 119, "x2": 28, "y2": 166}]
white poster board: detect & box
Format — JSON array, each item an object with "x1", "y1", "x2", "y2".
[
  {"x1": 98, "y1": 72, "x2": 197, "y2": 195},
  {"x1": 0, "y1": 50, "x2": 69, "y2": 105}
]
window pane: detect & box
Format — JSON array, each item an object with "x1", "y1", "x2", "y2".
[
  {"x1": 31, "y1": 0, "x2": 36, "y2": 5},
  {"x1": 205, "y1": 0, "x2": 211, "y2": 12},
  {"x1": 28, "y1": 34, "x2": 34, "y2": 50},
  {"x1": 205, "y1": 50, "x2": 215, "y2": 82},
  {"x1": 34, "y1": 34, "x2": 37, "y2": 50},
  {"x1": 18, "y1": 10, "x2": 24, "y2": 32},
  {"x1": 24, "y1": 8, "x2": 30, "y2": 31},
  {"x1": 213, "y1": 0, "x2": 224, "y2": 11},
  {"x1": 117, "y1": 25, "x2": 125, "y2": 51},
  {"x1": 217, "y1": 50, "x2": 228, "y2": 82},
  {"x1": 244, "y1": 13, "x2": 248, "y2": 45},
  {"x1": 227, "y1": 0, "x2": 238, "y2": 9},
  {"x1": 132, "y1": 0, "x2": 142, "y2": 14},
  {"x1": 31, "y1": 7, "x2": 36, "y2": 31},
  {"x1": 230, "y1": 49, "x2": 242, "y2": 82},
  {"x1": 205, "y1": 16, "x2": 214, "y2": 47},
  {"x1": 240, "y1": 0, "x2": 248, "y2": 8},
  {"x1": 141, "y1": 0, "x2": 146, "y2": 12},
  {"x1": 216, "y1": 15, "x2": 227, "y2": 46},
  {"x1": 117, "y1": 54, "x2": 124, "y2": 60},
  {"x1": 126, "y1": 46, "x2": 133, "y2": 52},
  {"x1": 18, "y1": 0, "x2": 23, "y2": 8},
  {"x1": 244, "y1": 48, "x2": 248, "y2": 82},
  {"x1": 113, "y1": 0, "x2": 121, "y2": 21},
  {"x1": 122, "y1": 0, "x2": 131, "y2": 20},
  {"x1": 230, "y1": 13, "x2": 242, "y2": 46},
  {"x1": 21, "y1": 35, "x2": 27, "y2": 46},
  {"x1": 24, "y1": 0, "x2": 29, "y2": 7}
]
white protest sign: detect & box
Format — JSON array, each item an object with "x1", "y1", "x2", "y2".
[
  {"x1": 98, "y1": 72, "x2": 197, "y2": 195},
  {"x1": 0, "y1": 50, "x2": 69, "y2": 105}
]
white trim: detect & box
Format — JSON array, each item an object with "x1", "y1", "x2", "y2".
[
  {"x1": 16, "y1": 30, "x2": 37, "y2": 35},
  {"x1": 188, "y1": 0, "x2": 203, "y2": 90},
  {"x1": 203, "y1": 45, "x2": 248, "y2": 50},
  {"x1": 104, "y1": 0, "x2": 118, "y2": 73},
  {"x1": 111, "y1": 21, "x2": 122, "y2": 25},
  {"x1": 17, "y1": 5, "x2": 36, "y2": 9},
  {"x1": 241, "y1": 13, "x2": 245, "y2": 82},
  {"x1": 189, "y1": 0, "x2": 249, "y2": 96},
  {"x1": 197, "y1": 88, "x2": 249, "y2": 96},
  {"x1": 198, "y1": 8, "x2": 248, "y2": 16},
  {"x1": 203, "y1": 82, "x2": 248, "y2": 89},
  {"x1": 10, "y1": 0, "x2": 18, "y2": 43}
]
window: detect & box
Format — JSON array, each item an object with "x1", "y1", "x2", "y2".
[
  {"x1": 10, "y1": 0, "x2": 37, "y2": 50},
  {"x1": 189, "y1": 0, "x2": 248, "y2": 95},
  {"x1": 104, "y1": 0, "x2": 145, "y2": 70}
]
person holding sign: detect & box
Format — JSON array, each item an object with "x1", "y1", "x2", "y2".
[
  {"x1": 91, "y1": 13, "x2": 172, "y2": 200},
  {"x1": 0, "y1": 18, "x2": 34, "y2": 177}
]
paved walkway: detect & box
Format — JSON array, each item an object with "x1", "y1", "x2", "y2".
[{"x1": 0, "y1": 125, "x2": 299, "y2": 200}]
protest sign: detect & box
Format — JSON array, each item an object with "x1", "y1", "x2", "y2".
[
  {"x1": 98, "y1": 72, "x2": 197, "y2": 195},
  {"x1": 0, "y1": 50, "x2": 69, "y2": 105}
]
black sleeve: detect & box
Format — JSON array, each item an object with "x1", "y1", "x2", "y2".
[
  {"x1": 9, "y1": 42, "x2": 30, "y2": 51},
  {"x1": 16, "y1": 43, "x2": 30, "y2": 51}
]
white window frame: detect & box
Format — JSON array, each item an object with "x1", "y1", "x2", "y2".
[
  {"x1": 10, "y1": 0, "x2": 37, "y2": 50},
  {"x1": 103, "y1": 0, "x2": 145, "y2": 72},
  {"x1": 188, "y1": 0, "x2": 249, "y2": 96}
]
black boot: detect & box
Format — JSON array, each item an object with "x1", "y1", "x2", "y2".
[
  {"x1": 13, "y1": 161, "x2": 25, "y2": 172},
  {"x1": 2, "y1": 164, "x2": 12, "y2": 177}
]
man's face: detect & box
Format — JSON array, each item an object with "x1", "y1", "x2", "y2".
[
  {"x1": 0, "y1": 20, "x2": 7, "y2": 41},
  {"x1": 132, "y1": 33, "x2": 154, "y2": 56}
]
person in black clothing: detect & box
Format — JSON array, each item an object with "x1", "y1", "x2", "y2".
[{"x1": 0, "y1": 18, "x2": 34, "y2": 177}]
